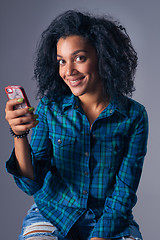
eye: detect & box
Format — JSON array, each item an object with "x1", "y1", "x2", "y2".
[
  {"x1": 57, "y1": 59, "x2": 65, "y2": 65},
  {"x1": 75, "y1": 55, "x2": 87, "y2": 63}
]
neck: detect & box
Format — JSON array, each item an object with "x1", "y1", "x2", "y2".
[
  {"x1": 78, "y1": 92, "x2": 110, "y2": 128},
  {"x1": 79, "y1": 92, "x2": 110, "y2": 110}
]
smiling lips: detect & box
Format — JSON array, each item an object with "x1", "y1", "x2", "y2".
[{"x1": 68, "y1": 76, "x2": 85, "y2": 87}]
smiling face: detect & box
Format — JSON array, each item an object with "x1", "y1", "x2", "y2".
[{"x1": 57, "y1": 35, "x2": 102, "y2": 99}]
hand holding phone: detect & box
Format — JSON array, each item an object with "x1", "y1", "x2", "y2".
[
  {"x1": 5, "y1": 85, "x2": 39, "y2": 136},
  {"x1": 5, "y1": 85, "x2": 31, "y2": 109}
]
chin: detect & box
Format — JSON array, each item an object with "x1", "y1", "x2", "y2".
[
  {"x1": 72, "y1": 90, "x2": 87, "y2": 97},
  {"x1": 70, "y1": 88, "x2": 85, "y2": 97}
]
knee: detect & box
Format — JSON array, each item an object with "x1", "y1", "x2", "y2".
[{"x1": 23, "y1": 221, "x2": 58, "y2": 239}]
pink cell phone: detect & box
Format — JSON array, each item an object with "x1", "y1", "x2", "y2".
[{"x1": 5, "y1": 85, "x2": 30, "y2": 110}]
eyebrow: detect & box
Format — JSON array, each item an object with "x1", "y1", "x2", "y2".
[{"x1": 57, "y1": 49, "x2": 87, "y2": 58}]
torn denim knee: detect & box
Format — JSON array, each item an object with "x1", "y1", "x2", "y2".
[{"x1": 23, "y1": 221, "x2": 58, "y2": 239}]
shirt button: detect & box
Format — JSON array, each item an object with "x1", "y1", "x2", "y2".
[
  {"x1": 85, "y1": 133, "x2": 90, "y2": 136},
  {"x1": 84, "y1": 152, "x2": 89, "y2": 157},
  {"x1": 83, "y1": 190, "x2": 88, "y2": 195},
  {"x1": 74, "y1": 105, "x2": 79, "y2": 109},
  {"x1": 110, "y1": 109, "x2": 113, "y2": 114},
  {"x1": 92, "y1": 134, "x2": 96, "y2": 139},
  {"x1": 58, "y1": 139, "x2": 62, "y2": 144},
  {"x1": 84, "y1": 171, "x2": 88, "y2": 176},
  {"x1": 26, "y1": 180, "x2": 32, "y2": 184}
]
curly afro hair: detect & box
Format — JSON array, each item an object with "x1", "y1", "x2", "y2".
[{"x1": 34, "y1": 10, "x2": 137, "y2": 102}]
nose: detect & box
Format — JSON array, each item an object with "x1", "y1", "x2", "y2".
[{"x1": 66, "y1": 61, "x2": 77, "y2": 76}]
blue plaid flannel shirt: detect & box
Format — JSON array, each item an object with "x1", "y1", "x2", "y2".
[{"x1": 6, "y1": 94, "x2": 148, "y2": 239}]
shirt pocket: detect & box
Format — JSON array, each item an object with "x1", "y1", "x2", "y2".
[
  {"x1": 52, "y1": 134, "x2": 77, "y2": 167},
  {"x1": 100, "y1": 136, "x2": 123, "y2": 170}
]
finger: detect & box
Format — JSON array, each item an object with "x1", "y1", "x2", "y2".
[
  {"x1": 5, "y1": 98, "x2": 24, "y2": 111},
  {"x1": 9, "y1": 113, "x2": 38, "y2": 126},
  {"x1": 14, "y1": 106, "x2": 35, "y2": 117},
  {"x1": 10, "y1": 119, "x2": 39, "y2": 135},
  {"x1": 6, "y1": 106, "x2": 35, "y2": 121}
]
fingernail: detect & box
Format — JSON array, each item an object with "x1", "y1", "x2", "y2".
[
  {"x1": 33, "y1": 114, "x2": 39, "y2": 119},
  {"x1": 29, "y1": 107, "x2": 34, "y2": 112},
  {"x1": 17, "y1": 98, "x2": 24, "y2": 103},
  {"x1": 35, "y1": 120, "x2": 39, "y2": 125}
]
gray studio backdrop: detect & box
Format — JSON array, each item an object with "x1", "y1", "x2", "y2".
[{"x1": 0, "y1": 0, "x2": 159, "y2": 239}]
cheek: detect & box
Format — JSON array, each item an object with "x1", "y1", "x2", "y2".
[
  {"x1": 80, "y1": 63, "x2": 96, "y2": 74},
  {"x1": 59, "y1": 67, "x2": 64, "y2": 79},
  {"x1": 87, "y1": 60, "x2": 99, "y2": 72}
]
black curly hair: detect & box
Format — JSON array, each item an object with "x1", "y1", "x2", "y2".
[{"x1": 34, "y1": 10, "x2": 137, "y2": 102}]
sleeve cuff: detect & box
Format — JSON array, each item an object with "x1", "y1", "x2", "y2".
[
  {"x1": 6, "y1": 148, "x2": 40, "y2": 195},
  {"x1": 90, "y1": 214, "x2": 130, "y2": 239},
  {"x1": 6, "y1": 148, "x2": 21, "y2": 177}
]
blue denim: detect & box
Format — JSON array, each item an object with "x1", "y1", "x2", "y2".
[{"x1": 19, "y1": 203, "x2": 142, "y2": 240}]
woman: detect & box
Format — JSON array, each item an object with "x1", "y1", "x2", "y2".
[{"x1": 5, "y1": 10, "x2": 148, "y2": 240}]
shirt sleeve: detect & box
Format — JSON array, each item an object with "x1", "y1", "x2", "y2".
[
  {"x1": 90, "y1": 106, "x2": 149, "y2": 239},
  {"x1": 6, "y1": 99, "x2": 53, "y2": 196}
]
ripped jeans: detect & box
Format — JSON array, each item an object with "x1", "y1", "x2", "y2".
[{"x1": 19, "y1": 203, "x2": 142, "y2": 240}]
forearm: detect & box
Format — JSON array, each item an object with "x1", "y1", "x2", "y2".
[
  {"x1": 5, "y1": 98, "x2": 39, "y2": 180},
  {"x1": 14, "y1": 137, "x2": 34, "y2": 180}
]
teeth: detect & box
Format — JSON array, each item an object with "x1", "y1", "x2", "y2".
[{"x1": 71, "y1": 79, "x2": 80, "y2": 83}]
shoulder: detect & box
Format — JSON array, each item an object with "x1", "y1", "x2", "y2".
[
  {"x1": 124, "y1": 97, "x2": 148, "y2": 125},
  {"x1": 127, "y1": 98, "x2": 146, "y2": 113},
  {"x1": 116, "y1": 96, "x2": 148, "y2": 124},
  {"x1": 38, "y1": 94, "x2": 73, "y2": 112},
  {"x1": 119, "y1": 96, "x2": 147, "y2": 116},
  {"x1": 37, "y1": 96, "x2": 59, "y2": 112}
]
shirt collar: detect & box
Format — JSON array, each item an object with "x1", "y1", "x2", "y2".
[
  {"x1": 99, "y1": 97, "x2": 129, "y2": 119},
  {"x1": 62, "y1": 94, "x2": 79, "y2": 112},
  {"x1": 60, "y1": 94, "x2": 129, "y2": 118},
  {"x1": 110, "y1": 98, "x2": 129, "y2": 117}
]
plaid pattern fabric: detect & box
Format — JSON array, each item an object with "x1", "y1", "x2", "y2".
[{"x1": 6, "y1": 94, "x2": 148, "y2": 239}]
